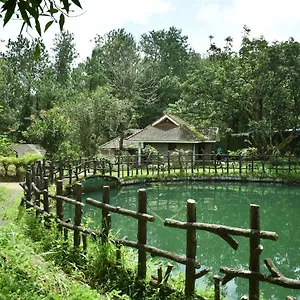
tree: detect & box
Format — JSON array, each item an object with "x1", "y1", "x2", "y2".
[
  {"x1": 0, "y1": 35, "x2": 51, "y2": 136},
  {"x1": 24, "y1": 107, "x2": 71, "y2": 157},
  {"x1": 139, "y1": 27, "x2": 193, "y2": 122},
  {"x1": 169, "y1": 30, "x2": 300, "y2": 154},
  {"x1": 86, "y1": 28, "x2": 157, "y2": 139},
  {"x1": 66, "y1": 87, "x2": 134, "y2": 156},
  {"x1": 52, "y1": 30, "x2": 78, "y2": 84}
]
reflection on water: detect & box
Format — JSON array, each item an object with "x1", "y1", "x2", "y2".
[{"x1": 81, "y1": 182, "x2": 300, "y2": 300}]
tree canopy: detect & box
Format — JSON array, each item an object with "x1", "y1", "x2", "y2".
[{"x1": 1, "y1": 25, "x2": 300, "y2": 157}]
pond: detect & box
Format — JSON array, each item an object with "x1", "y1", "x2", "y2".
[{"x1": 81, "y1": 182, "x2": 300, "y2": 299}]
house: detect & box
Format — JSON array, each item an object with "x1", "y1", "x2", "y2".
[
  {"x1": 126, "y1": 114, "x2": 220, "y2": 163},
  {"x1": 100, "y1": 114, "x2": 220, "y2": 162},
  {"x1": 12, "y1": 144, "x2": 46, "y2": 157}
]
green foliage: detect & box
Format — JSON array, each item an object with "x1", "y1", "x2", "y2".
[
  {"x1": 0, "y1": 133, "x2": 13, "y2": 156},
  {"x1": 0, "y1": 222, "x2": 104, "y2": 300},
  {"x1": 24, "y1": 108, "x2": 71, "y2": 158},
  {"x1": 1, "y1": 0, "x2": 82, "y2": 37},
  {"x1": 228, "y1": 147, "x2": 258, "y2": 158},
  {"x1": 171, "y1": 149, "x2": 192, "y2": 170},
  {"x1": 0, "y1": 153, "x2": 42, "y2": 178}
]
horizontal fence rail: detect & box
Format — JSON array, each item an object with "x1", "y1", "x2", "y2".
[
  {"x1": 18, "y1": 159, "x2": 300, "y2": 299},
  {"x1": 26, "y1": 153, "x2": 300, "y2": 187}
]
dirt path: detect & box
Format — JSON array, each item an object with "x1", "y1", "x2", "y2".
[{"x1": 0, "y1": 182, "x2": 23, "y2": 226}]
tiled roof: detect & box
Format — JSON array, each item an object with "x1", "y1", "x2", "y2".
[
  {"x1": 100, "y1": 129, "x2": 141, "y2": 149},
  {"x1": 126, "y1": 124, "x2": 202, "y2": 142},
  {"x1": 126, "y1": 114, "x2": 219, "y2": 143},
  {"x1": 12, "y1": 144, "x2": 46, "y2": 157}
]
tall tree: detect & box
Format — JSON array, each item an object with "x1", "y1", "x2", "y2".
[
  {"x1": 52, "y1": 30, "x2": 78, "y2": 84},
  {"x1": 169, "y1": 30, "x2": 300, "y2": 154},
  {"x1": 139, "y1": 26, "x2": 193, "y2": 123},
  {"x1": 1, "y1": 35, "x2": 50, "y2": 135}
]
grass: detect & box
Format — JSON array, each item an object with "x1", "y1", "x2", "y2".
[
  {"x1": 0, "y1": 181, "x2": 218, "y2": 300},
  {"x1": 0, "y1": 186, "x2": 7, "y2": 202},
  {"x1": 0, "y1": 224, "x2": 105, "y2": 300},
  {"x1": 0, "y1": 186, "x2": 105, "y2": 300}
]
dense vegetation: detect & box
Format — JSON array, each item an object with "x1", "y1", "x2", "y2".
[
  {"x1": 1, "y1": 26, "x2": 300, "y2": 159},
  {"x1": 0, "y1": 188, "x2": 216, "y2": 300}
]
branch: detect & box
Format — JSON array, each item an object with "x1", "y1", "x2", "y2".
[
  {"x1": 220, "y1": 259, "x2": 300, "y2": 289},
  {"x1": 87, "y1": 198, "x2": 154, "y2": 222},
  {"x1": 164, "y1": 219, "x2": 278, "y2": 250},
  {"x1": 113, "y1": 238, "x2": 200, "y2": 268}
]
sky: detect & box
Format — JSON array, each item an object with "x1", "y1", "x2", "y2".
[{"x1": 1, "y1": 0, "x2": 300, "y2": 62}]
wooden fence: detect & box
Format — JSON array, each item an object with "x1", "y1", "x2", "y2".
[
  {"x1": 27, "y1": 154, "x2": 300, "y2": 187},
  {"x1": 19, "y1": 159, "x2": 300, "y2": 300}
]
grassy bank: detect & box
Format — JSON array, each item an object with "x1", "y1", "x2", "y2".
[{"x1": 0, "y1": 188, "x2": 217, "y2": 300}]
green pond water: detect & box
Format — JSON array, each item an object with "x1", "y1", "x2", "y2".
[{"x1": 80, "y1": 182, "x2": 300, "y2": 299}]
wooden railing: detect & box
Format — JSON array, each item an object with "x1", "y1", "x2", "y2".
[
  {"x1": 19, "y1": 165, "x2": 300, "y2": 300},
  {"x1": 27, "y1": 154, "x2": 300, "y2": 188}
]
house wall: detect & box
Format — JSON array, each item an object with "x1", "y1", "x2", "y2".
[
  {"x1": 148, "y1": 143, "x2": 168, "y2": 153},
  {"x1": 148, "y1": 143, "x2": 215, "y2": 154}
]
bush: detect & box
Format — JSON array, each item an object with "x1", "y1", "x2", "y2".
[{"x1": 0, "y1": 153, "x2": 43, "y2": 179}]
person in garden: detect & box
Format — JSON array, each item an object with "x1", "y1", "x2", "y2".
[{"x1": 217, "y1": 147, "x2": 222, "y2": 162}]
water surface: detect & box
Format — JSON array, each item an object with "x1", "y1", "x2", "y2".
[{"x1": 83, "y1": 182, "x2": 300, "y2": 299}]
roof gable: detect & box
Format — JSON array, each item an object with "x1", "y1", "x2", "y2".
[
  {"x1": 152, "y1": 114, "x2": 179, "y2": 127},
  {"x1": 126, "y1": 114, "x2": 212, "y2": 143}
]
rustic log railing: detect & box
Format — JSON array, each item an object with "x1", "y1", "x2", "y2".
[
  {"x1": 20, "y1": 165, "x2": 300, "y2": 300},
  {"x1": 26, "y1": 153, "x2": 300, "y2": 188}
]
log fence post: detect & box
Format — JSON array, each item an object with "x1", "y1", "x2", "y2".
[
  {"x1": 102, "y1": 186, "x2": 110, "y2": 243},
  {"x1": 42, "y1": 158, "x2": 46, "y2": 177},
  {"x1": 249, "y1": 204, "x2": 260, "y2": 300},
  {"x1": 214, "y1": 153, "x2": 217, "y2": 174},
  {"x1": 168, "y1": 151, "x2": 171, "y2": 174},
  {"x1": 49, "y1": 161, "x2": 54, "y2": 184},
  {"x1": 137, "y1": 189, "x2": 147, "y2": 280},
  {"x1": 185, "y1": 199, "x2": 197, "y2": 296},
  {"x1": 93, "y1": 157, "x2": 97, "y2": 175},
  {"x1": 157, "y1": 152, "x2": 160, "y2": 176},
  {"x1": 74, "y1": 183, "x2": 82, "y2": 247},
  {"x1": 239, "y1": 154, "x2": 242, "y2": 174},
  {"x1": 59, "y1": 160, "x2": 63, "y2": 180},
  {"x1": 68, "y1": 162, "x2": 72, "y2": 185},
  {"x1": 43, "y1": 177, "x2": 49, "y2": 214},
  {"x1": 127, "y1": 153, "x2": 130, "y2": 177},
  {"x1": 118, "y1": 155, "x2": 121, "y2": 178},
  {"x1": 214, "y1": 275, "x2": 222, "y2": 300},
  {"x1": 56, "y1": 180, "x2": 64, "y2": 233},
  {"x1": 84, "y1": 159, "x2": 87, "y2": 177},
  {"x1": 25, "y1": 168, "x2": 32, "y2": 207}
]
